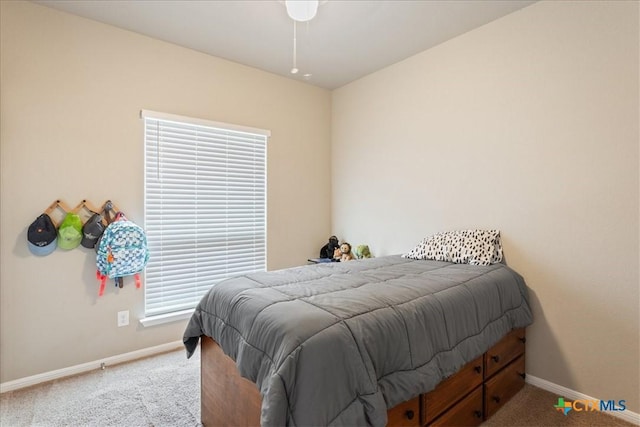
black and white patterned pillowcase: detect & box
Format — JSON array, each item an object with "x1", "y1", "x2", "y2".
[
  {"x1": 459, "y1": 229, "x2": 502, "y2": 265},
  {"x1": 490, "y1": 231, "x2": 503, "y2": 263},
  {"x1": 438, "y1": 230, "x2": 492, "y2": 265},
  {"x1": 403, "y1": 229, "x2": 503, "y2": 265},
  {"x1": 402, "y1": 237, "x2": 429, "y2": 260}
]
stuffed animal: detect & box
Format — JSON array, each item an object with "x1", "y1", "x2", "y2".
[
  {"x1": 355, "y1": 245, "x2": 372, "y2": 259},
  {"x1": 333, "y1": 246, "x2": 342, "y2": 261},
  {"x1": 320, "y1": 235, "x2": 340, "y2": 259},
  {"x1": 339, "y1": 242, "x2": 355, "y2": 262}
]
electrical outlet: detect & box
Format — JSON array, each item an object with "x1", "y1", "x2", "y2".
[{"x1": 117, "y1": 310, "x2": 129, "y2": 327}]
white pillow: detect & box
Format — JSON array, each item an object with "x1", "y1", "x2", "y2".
[{"x1": 403, "y1": 230, "x2": 503, "y2": 266}]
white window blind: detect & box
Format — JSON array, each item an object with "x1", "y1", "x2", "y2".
[{"x1": 142, "y1": 110, "x2": 269, "y2": 317}]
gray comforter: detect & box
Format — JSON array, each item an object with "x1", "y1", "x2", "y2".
[{"x1": 183, "y1": 255, "x2": 533, "y2": 426}]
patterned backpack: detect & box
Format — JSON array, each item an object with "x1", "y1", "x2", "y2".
[{"x1": 96, "y1": 212, "x2": 149, "y2": 296}]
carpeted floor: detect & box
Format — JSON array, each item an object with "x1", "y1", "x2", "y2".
[
  {"x1": 481, "y1": 383, "x2": 637, "y2": 427},
  {"x1": 0, "y1": 349, "x2": 636, "y2": 427},
  {"x1": 0, "y1": 350, "x2": 200, "y2": 427}
]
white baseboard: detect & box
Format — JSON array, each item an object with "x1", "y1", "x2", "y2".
[
  {"x1": 526, "y1": 374, "x2": 640, "y2": 425},
  {"x1": 0, "y1": 340, "x2": 184, "y2": 394}
]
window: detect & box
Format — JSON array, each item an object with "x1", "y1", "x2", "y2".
[{"x1": 142, "y1": 110, "x2": 269, "y2": 322}]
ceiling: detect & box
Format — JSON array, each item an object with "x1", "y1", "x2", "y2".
[{"x1": 35, "y1": 0, "x2": 536, "y2": 90}]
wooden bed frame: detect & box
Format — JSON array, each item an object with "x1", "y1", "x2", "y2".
[{"x1": 200, "y1": 328, "x2": 527, "y2": 426}]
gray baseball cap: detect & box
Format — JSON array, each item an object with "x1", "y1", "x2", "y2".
[{"x1": 81, "y1": 213, "x2": 105, "y2": 249}]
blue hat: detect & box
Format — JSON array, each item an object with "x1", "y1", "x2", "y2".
[{"x1": 27, "y1": 214, "x2": 58, "y2": 256}]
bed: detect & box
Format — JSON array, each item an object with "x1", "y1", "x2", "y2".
[{"x1": 183, "y1": 254, "x2": 533, "y2": 426}]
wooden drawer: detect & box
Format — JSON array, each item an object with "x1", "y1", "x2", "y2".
[
  {"x1": 428, "y1": 386, "x2": 483, "y2": 427},
  {"x1": 484, "y1": 354, "x2": 526, "y2": 419},
  {"x1": 484, "y1": 328, "x2": 526, "y2": 378},
  {"x1": 423, "y1": 356, "x2": 483, "y2": 424},
  {"x1": 387, "y1": 396, "x2": 420, "y2": 427}
]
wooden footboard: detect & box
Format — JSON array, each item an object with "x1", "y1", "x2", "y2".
[
  {"x1": 201, "y1": 336, "x2": 261, "y2": 426},
  {"x1": 200, "y1": 329, "x2": 526, "y2": 426}
]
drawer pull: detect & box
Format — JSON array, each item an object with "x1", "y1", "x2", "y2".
[
  {"x1": 405, "y1": 410, "x2": 415, "y2": 420},
  {"x1": 492, "y1": 396, "x2": 501, "y2": 403},
  {"x1": 473, "y1": 410, "x2": 482, "y2": 419},
  {"x1": 518, "y1": 372, "x2": 526, "y2": 379},
  {"x1": 474, "y1": 366, "x2": 482, "y2": 374},
  {"x1": 519, "y1": 337, "x2": 527, "y2": 344},
  {"x1": 491, "y1": 355, "x2": 500, "y2": 363}
]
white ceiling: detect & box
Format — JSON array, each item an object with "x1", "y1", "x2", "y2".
[{"x1": 35, "y1": 0, "x2": 536, "y2": 90}]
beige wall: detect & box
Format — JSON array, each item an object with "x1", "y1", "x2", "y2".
[
  {"x1": 333, "y1": 0, "x2": 639, "y2": 413},
  {"x1": 0, "y1": 1, "x2": 331, "y2": 383}
]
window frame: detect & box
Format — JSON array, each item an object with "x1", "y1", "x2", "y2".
[{"x1": 140, "y1": 110, "x2": 269, "y2": 326}]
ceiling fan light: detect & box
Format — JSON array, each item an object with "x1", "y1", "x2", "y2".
[{"x1": 285, "y1": 0, "x2": 319, "y2": 22}]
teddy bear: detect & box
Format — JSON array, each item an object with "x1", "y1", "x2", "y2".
[{"x1": 339, "y1": 242, "x2": 355, "y2": 262}]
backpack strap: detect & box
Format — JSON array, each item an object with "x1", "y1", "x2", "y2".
[
  {"x1": 102, "y1": 201, "x2": 117, "y2": 225},
  {"x1": 96, "y1": 206, "x2": 113, "y2": 297},
  {"x1": 97, "y1": 271, "x2": 107, "y2": 297}
]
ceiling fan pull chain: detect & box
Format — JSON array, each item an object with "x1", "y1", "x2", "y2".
[{"x1": 291, "y1": 21, "x2": 299, "y2": 74}]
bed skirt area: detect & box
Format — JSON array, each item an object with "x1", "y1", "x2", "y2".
[{"x1": 200, "y1": 328, "x2": 527, "y2": 427}]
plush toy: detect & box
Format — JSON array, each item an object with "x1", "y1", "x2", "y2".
[
  {"x1": 355, "y1": 245, "x2": 372, "y2": 259},
  {"x1": 320, "y1": 235, "x2": 340, "y2": 259},
  {"x1": 339, "y1": 242, "x2": 355, "y2": 262},
  {"x1": 333, "y1": 246, "x2": 342, "y2": 261}
]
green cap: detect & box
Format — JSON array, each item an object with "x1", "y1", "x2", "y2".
[{"x1": 57, "y1": 213, "x2": 83, "y2": 250}]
